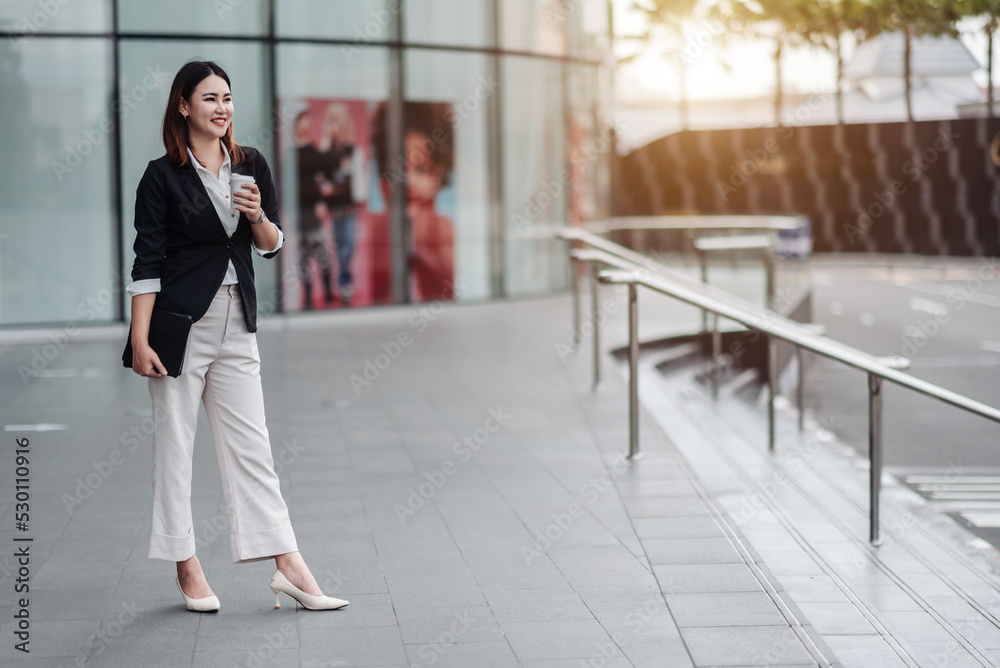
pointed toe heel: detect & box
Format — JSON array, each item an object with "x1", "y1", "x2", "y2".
[
  {"x1": 268, "y1": 570, "x2": 348, "y2": 611},
  {"x1": 175, "y1": 577, "x2": 220, "y2": 613}
]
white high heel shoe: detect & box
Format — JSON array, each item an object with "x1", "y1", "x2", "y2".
[
  {"x1": 175, "y1": 577, "x2": 220, "y2": 612},
  {"x1": 269, "y1": 570, "x2": 348, "y2": 610}
]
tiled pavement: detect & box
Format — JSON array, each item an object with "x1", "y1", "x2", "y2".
[{"x1": 0, "y1": 287, "x2": 840, "y2": 667}]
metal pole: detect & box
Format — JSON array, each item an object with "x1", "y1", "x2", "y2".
[
  {"x1": 711, "y1": 313, "x2": 721, "y2": 400},
  {"x1": 765, "y1": 250, "x2": 776, "y2": 311},
  {"x1": 796, "y1": 346, "x2": 805, "y2": 432},
  {"x1": 628, "y1": 281, "x2": 640, "y2": 459},
  {"x1": 768, "y1": 335, "x2": 778, "y2": 452},
  {"x1": 700, "y1": 250, "x2": 708, "y2": 332},
  {"x1": 869, "y1": 373, "x2": 883, "y2": 546},
  {"x1": 591, "y1": 260, "x2": 601, "y2": 390},
  {"x1": 570, "y1": 251, "x2": 580, "y2": 346}
]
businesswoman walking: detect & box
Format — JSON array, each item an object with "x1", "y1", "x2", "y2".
[{"x1": 126, "y1": 61, "x2": 346, "y2": 612}]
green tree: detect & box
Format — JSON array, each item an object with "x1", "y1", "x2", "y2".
[
  {"x1": 626, "y1": 0, "x2": 700, "y2": 130},
  {"x1": 874, "y1": 0, "x2": 963, "y2": 122},
  {"x1": 963, "y1": 0, "x2": 1000, "y2": 119},
  {"x1": 801, "y1": 0, "x2": 872, "y2": 124},
  {"x1": 712, "y1": 0, "x2": 815, "y2": 126}
]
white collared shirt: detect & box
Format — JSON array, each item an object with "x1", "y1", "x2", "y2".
[{"x1": 125, "y1": 143, "x2": 283, "y2": 296}]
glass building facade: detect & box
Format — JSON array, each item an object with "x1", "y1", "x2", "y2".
[{"x1": 0, "y1": 0, "x2": 612, "y2": 327}]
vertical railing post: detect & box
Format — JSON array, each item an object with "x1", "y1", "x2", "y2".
[
  {"x1": 869, "y1": 373, "x2": 883, "y2": 546},
  {"x1": 711, "y1": 313, "x2": 721, "y2": 400},
  {"x1": 628, "y1": 281, "x2": 640, "y2": 459},
  {"x1": 765, "y1": 249, "x2": 776, "y2": 311},
  {"x1": 699, "y1": 250, "x2": 709, "y2": 332},
  {"x1": 796, "y1": 346, "x2": 805, "y2": 432},
  {"x1": 591, "y1": 260, "x2": 601, "y2": 390},
  {"x1": 570, "y1": 249, "x2": 581, "y2": 347},
  {"x1": 768, "y1": 335, "x2": 778, "y2": 452}
]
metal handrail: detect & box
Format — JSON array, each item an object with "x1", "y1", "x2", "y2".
[{"x1": 560, "y1": 228, "x2": 1000, "y2": 545}]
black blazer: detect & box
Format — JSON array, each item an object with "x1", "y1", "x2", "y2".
[{"x1": 129, "y1": 145, "x2": 281, "y2": 335}]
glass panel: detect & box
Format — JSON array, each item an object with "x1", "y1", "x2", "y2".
[
  {"x1": 276, "y1": 44, "x2": 390, "y2": 310},
  {"x1": 500, "y1": 0, "x2": 565, "y2": 56},
  {"x1": 567, "y1": 63, "x2": 611, "y2": 225},
  {"x1": 405, "y1": 0, "x2": 493, "y2": 49},
  {"x1": 119, "y1": 0, "x2": 267, "y2": 36},
  {"x1": 406, "y1": 49, "x2": 494, "y2": 302},
  {"x1": 0, "y1": 38, "x2": 115, "y2": 325},
  {"x1": 0, "y1": 0, "x2": 110, "y2": 34},
  {"x1": 567, "y1": 0, "x2": 609, "y2": 61},
  {"x1": 276, "y1": 0, "x2": 392, "y2": 41},
  {"x1": 502, "y1": 55, "x2": 566, "y2": 296},
  {"x1": 118, "y1": 41, "x2": 271, "y2": 318}
]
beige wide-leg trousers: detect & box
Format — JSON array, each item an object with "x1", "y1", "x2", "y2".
[{"x1": 147, "y1": 283, "x2": 297, "y2": 563}]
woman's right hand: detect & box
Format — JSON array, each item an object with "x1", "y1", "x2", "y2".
[{"x1": 133, "y1": 341, "x2": 168, "y2": 377}]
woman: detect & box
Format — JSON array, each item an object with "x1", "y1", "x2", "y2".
[
  {"x1": 126, "y1": 61, "x2": 347, "y2": 612},
  {"x1": 318, "y1": 102, "x2": 360, "y2": 305}
]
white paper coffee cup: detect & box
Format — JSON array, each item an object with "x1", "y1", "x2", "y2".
[{"x1": 229, "y1": 174, "x2": 255, "y2": 210}]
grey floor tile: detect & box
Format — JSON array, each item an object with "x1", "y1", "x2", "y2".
[
  {"x1": 403, "y1": 640, "x2": 520, "y2": 668},
  {"x1": 0, "y1": 619, "x2": 100, "y2": 659},
  {"x1": 654, "y1": 563, "x2": 763, "y2": 594},
  {"x1": 501, "y1": 620, "x2": 625, "y2": 661},
  {"x1": 794, "y1": 601, "x2": 878, "y2": 635},
  {"x1": 299, "y1": 626, "x2": 406, "y2": 666},
  {"x1": 680, "y1": 625, "x2": 816, "y2": 667},
  {"x1": 623, "y1": 497, "x2": 712, "y2": 518},
  {"x1": 908, "y1": 641, "x2": 985, "y2": 668},
  {"x1": 193, "y1": 648, "x2": 299, "y2": 668},
  {"x1": 879, "y1": 610, "x2": 955, "y2": 643},
  {"x1": 482, "y1": 587, "x2": 595, "y2": 622},
  {"x1": 666, "y1": 592, "x2": 787, "y2": 627},
  {"x1": 644, "y1": 537, "x2": 744, "y2": 566},
  {"x1": 632, "y1": 516, "x2": 724, "y2": 540},
  {"x1": 780, "y1": 574, "x2": 851, "y2": 603},
  {"x1": 386, "y1": 575, "x2": 487, "y2": 608},
  {"x1": 88, "y1": 633, "x2": 198, "y2": 668},
  {"x1": 395, "y1": 606, "x2": 502, "y2": 645},
  {"x1": 195, "y1": 613, "x2": 299, "y2": 652},
  {"x1": 823, "y1": 635, "x2": 909, "y2": 668}
]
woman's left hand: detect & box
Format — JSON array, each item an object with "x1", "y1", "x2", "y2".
[{"x1": 234, "y1": 182, "x2": 264, "y2": 222}]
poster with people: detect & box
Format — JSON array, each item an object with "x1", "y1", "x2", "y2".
[{"x1": 282, "y1": 99, "x2": 456, "y2": 310}]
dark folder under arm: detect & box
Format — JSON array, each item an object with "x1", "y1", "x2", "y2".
[{"x1": 122, "y1": 308, "x2": 193, "y2": 378}]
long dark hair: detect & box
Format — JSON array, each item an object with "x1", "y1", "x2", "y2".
[{"x1": 162, "y1": 61, "x2": 244, "y2": 168}]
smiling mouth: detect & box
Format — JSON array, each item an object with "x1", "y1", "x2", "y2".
[{"x1": 211, "y1": 118, "x2": 227, "y2": 126}]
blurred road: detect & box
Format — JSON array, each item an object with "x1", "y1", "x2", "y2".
[{"x1": 803, "y1": 260, "x2": 1000, "y2": 546}]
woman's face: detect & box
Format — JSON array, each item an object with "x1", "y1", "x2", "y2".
[
  {"x1": 179, "y1": 74, "x2": 234, "y2": 142},
  {"x1": 405, "y1": 132, "x2": 444, "y2": 204}
]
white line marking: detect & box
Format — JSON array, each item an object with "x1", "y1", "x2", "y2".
[
  {"x1": 4, "y1": 424, "x2": 68, "y2": 432},
  {"x1": 960, "y1": 513, "x2": 1000, "y2": 528},
  {"x1": 909, "y1": 297, "x2": 948, "y2": 316}
]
